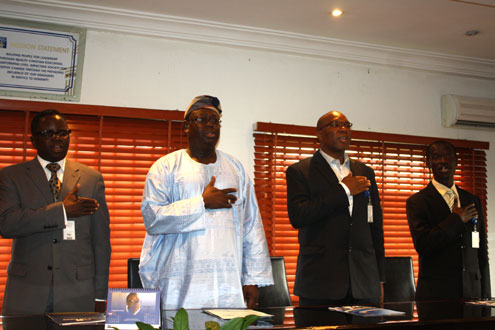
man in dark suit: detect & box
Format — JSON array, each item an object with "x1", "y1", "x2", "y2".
[
  {"x1": 0, "y1": 109, "x2": 111, "y2": 315},
  {"x1": 407, "y1": 140, "x2": 490, "y2": 301},
  {"x1": 286, "y1": 110, "x2": 385, "y2": 306}
]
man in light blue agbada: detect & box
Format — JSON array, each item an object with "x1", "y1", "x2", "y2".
[{"x1": 139, "y1": 95, "x2": 273, "y2": 310}]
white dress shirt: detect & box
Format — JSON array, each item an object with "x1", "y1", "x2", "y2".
[
  {"x1": 37, "y1": 155, "x2": 67, "y2": 223},
  {"x1": 319, "y1": 150, "x2": 353, "y2": 215},
  {"x1": 431, "y1": 178, "x2": 460, "y2": 211}
]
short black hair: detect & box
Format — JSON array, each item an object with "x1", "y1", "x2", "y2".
[
  {"x1": 30, "y1": 109, "x2": 67, "y2": 135},
  {"x1": 426, "y1": 140, "x2": 456, "y2": 160}
]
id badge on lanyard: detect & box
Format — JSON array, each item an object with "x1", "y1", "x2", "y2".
[
  {"x1": 365, "y1": 191, "x2": 373, "y2": 223},
  {"x1": 472, "y1": 217, "x2": 479, "y2": 249}
]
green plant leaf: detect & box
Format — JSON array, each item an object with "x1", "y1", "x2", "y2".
[
  {"x1": 136, "y1": 321, "x2": 158, "y2": 330},
  {"x1": 240, "y1": 315, "x2": 260, "y2": 330},
  {"x1": 205, "y1": 320, "x2": 221, "y2": 330},
  {"x1": 219, "y1": 317, "x2": 244, "y2": 330},
  {"x1": 173, "y1": 308, "x2": 189, "y2": 330}
]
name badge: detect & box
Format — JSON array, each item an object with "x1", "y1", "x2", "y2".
[
  {"x1": 367, "y1": 204, "x2": 373, "y2": 223},
  {"x1": 63, "y1": 220, "x2": 76, "y2": 240},
  {"x1": 472, "y1": 231, "x2": 480, "y2": 249}
]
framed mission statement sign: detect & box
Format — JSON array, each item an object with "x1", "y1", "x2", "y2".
[{"x1": 0, "y1": 18, "x2": 86, "y2": 101}]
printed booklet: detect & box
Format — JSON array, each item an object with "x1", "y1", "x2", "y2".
[
  {"x1": 47, "y1": 312, "x2": 105, "y2": 326},
  {"x1": 328, "y1": 305, "x2": 405, "y2": 317},
  {"x1": 105, "y1": 288, "x2": 160, "y2": 329}
]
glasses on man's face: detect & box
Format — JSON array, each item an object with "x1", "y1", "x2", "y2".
[
  {"x1": 35, "y1": 129, "x2": 72, "y2": 138},
  {"x1": 319, "y1": 120, "x2": 353, "y2": 130},
  {"x1": 189, "y1": 116, "x2": 221, "y2": 126}
]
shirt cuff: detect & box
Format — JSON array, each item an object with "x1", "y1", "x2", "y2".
[
  {"x1": 62, "y1": 204, "x2": 67, "y2": 226},
  {"x1": 339, "y1": 182, "x2": 351, "y2": 197}
]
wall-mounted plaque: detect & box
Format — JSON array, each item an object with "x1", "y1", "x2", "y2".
[{"x1": 0, "y1": 18, "x2": 86, "y2": 101}]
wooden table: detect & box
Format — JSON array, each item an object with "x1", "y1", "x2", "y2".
[{"x1": 1, "y1": 300, "x2": 495, "y2": 329}]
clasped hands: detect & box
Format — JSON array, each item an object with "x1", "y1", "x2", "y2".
[
  {"x1": 341, "y1": 172, "x2": 371, "y2": 196},
  {"x1": 62, "y1": 184, "x2": 99, "y2": 218},
  {"x1": 202, "y1": 176, "x2": 237, "y2": 209}
]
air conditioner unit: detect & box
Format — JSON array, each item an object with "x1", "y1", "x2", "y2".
[{"x1": 442, "y1": 94, "x2": 495, "y2": 128}]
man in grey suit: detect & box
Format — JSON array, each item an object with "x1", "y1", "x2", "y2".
[
  {"x1": 0, "y1": 109, "x2": 111, "y2": 315},
  {"x1": 286, "y1": 110, "x2": 385, "y2": 306}
]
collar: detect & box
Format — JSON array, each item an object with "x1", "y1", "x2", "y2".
[
  {"x1": 432, "y1": 178, "x2": 460, "y2": 204},
  {"x1": 37, "y1": 155, "x2": 66, "y2": 173},
  {"x1": 319, "y1": 149, "x2": 350, "y2": 167}
]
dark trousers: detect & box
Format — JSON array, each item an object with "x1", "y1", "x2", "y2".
[{"x1": 299, "y1": 285, "x2": 380, "y2": 307}]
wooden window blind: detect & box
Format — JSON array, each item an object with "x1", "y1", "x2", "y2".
[
  {"x1": 254, "y1": 122, "x2": 489, "y2": 304},
  {"x1": 0, "y1": 99, "x2": 185, "y2": 309}
]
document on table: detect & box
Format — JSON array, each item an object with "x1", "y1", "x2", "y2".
[
  {"x1": 465, "y1": 300, "x2": 495, "y2": 307},
  {"x1": 203, "y1": 309, "x2": 273, "y2": 319},
  {"x1": 328, "y1": 306, "x2": 405, "y2": 317}
]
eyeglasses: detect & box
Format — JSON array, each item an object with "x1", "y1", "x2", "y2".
[
  {"x1": 34, "y1": 129, "x2": 72, "y2": 138},
  {"x1": 319, "y1": 121, "x2": 353, "y2": 130},
  {"x1": 188, "y1": 116, "x2": 221, "y2": 126}
]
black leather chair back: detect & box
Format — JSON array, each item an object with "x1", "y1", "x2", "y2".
[
  {"x1": 258, "y1": 256, "x2": 292, "y2": 307},
  {"x1": 127, "y1": 258, "x2": 143, "y2": 288},
  {"x1": 127, "y1": 256, "x2": 293, "y2": 305},
  {"x1": 383, "y1": 256, "x2": 416, "y2": 302}
]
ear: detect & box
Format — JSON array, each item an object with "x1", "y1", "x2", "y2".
[
  {"x1": 425, "y1": 156, "x2": 431, "y2": 169},
  {"x1": 30, "y1": 135, "x2": 37, "y2": 149},
  {"x1": 183, "y1": 121, "x2": 189, "y2": 134},
  {"x1": 315, "y1": 130, "x2": 322, "y2": 143}
]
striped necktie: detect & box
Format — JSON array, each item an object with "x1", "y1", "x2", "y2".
[{"x1": 445, "y1": 189, "x2": 455, "y2": 211}]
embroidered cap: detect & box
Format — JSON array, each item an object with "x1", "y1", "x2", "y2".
[{"x1": 184, "y1": 95, "x2": 222, "y2": 119}]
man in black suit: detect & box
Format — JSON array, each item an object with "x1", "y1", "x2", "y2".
[
  {"x1": 0, "y1": 109, "x2": 111, "y2": 315},
  {"x1": 407, "y1": 140, "x2": 490, "y2": 301},
  {"x1": 286, "y1": 110, "x2": 385, "y2": 306}
]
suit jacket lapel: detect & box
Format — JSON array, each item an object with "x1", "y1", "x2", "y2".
[
  {"x1": 25, "y1": 158, "x2": 54, "y2": 204},
  {"x1": 425, "y1": 182, "x2": 451, "y2": 215},
  {"x1": 349, "y1": 159, "x2": 362, "y2": 176},
  {"x1": 312, "y1": 151, "x2": 352, "y2": 217},
  {"x1": 310, "y1": 150, "x2": 340, "y2": 187},
  {"x1": 60, "y1": 160, "x2": 80, "y2": 199},
  {"x1": 349, "y1": 159, "x2": 363, "y2": 216},
  {"x1": 456, "y1": 186, "x2": 472, "y2": 207}
]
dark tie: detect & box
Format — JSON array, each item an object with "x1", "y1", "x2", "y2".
[{"x1": 46, "y1": 163, "x2": 61, "y2": 200}]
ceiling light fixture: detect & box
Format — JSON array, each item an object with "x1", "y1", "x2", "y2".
[
  {"x1": 465, "y1": 29, "x2": 480, "y2": 36},
  {"x1": 331, "y1": 9, "x2": 343, "y2": 17}
]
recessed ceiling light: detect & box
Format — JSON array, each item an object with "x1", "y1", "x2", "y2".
[
  {"x1": 331, "y1": 9, "x2": 343, "y2": 17},
  {"x1": 465, "y1": 29, "x2": 480, "y2": 36}
]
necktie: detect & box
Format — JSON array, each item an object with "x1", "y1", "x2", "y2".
[
  {"x1": 46, "y1": 163, "x2": 61, "y2": 200},
  {"x1": 445, "y1": 189, "x2": 455, "y2": 211}
]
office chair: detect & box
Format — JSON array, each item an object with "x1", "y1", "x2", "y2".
[
  {"x1": 127, "y1": 258, "x2": 143, "y2": 289},
  {"x1": 258, "y1": 256, "x2": 292, "y2": 307},
  {"x1": 383, "y1": 256, "x2": 416, "y2": 302}
]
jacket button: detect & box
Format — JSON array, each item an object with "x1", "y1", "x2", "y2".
[
  {"x1": 48, "y1": 266, "x2": 53, "y2": 270},
  {"x1": 52, "y1": 239, "x2": 58, "y2": 244}
]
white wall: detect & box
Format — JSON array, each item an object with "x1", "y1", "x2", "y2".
[
  {"x1": 80, "y1": 30, "x2": 495, "y2": 292},
  {"x1": 83, "y1": 31, "x2": 495, "y2": 164}
]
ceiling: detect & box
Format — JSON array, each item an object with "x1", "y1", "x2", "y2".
[{"x1": 53, "y1": 0, "x2": 495, "y2": 60}]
